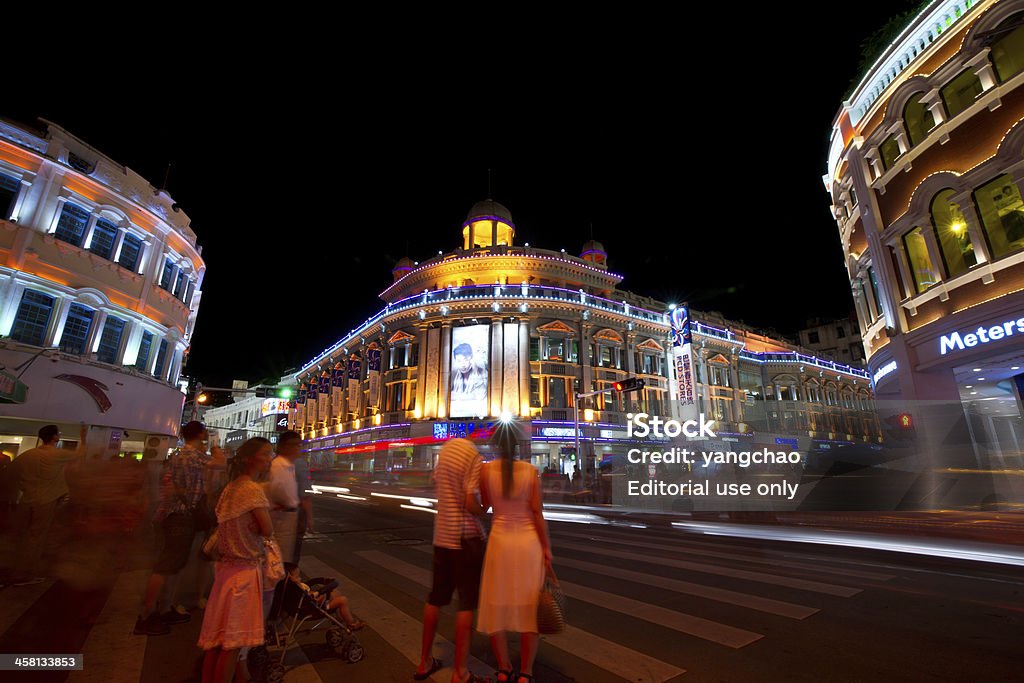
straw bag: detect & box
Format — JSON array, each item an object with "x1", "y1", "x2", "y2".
[
  {"x1": 537, "y1": 563, "x2": 566, "y2": 634},
  {"x1": 263, "y1": 538, "x2": 286, "y2": 585}
]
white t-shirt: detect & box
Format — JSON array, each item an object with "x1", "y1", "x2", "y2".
[{"x1": 265, "y1": 456, "x2": 299, "y2": 509}]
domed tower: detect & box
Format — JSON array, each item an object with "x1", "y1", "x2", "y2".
[
  {"x1": 391, "y1": 256, "x2": 414, "y2": 282},
  {"x1": 462, "y1": 199, "x2": 515, "y2": 250},
  {"x1": 580, "y1": 239, "x2": 608, "y2": 270}
]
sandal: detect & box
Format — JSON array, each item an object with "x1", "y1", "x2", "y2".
[
  {"x1": 413, "y1": 656, "x2": 443, "y2": 680},
  {"x1": 517, "y1": 675, "x2": 535, "y2": 683},
  {"x1": 495, "y1": 669, "x2": 515, "y2": 683}
]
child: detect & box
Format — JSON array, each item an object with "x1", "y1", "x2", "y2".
[{"x1": 287, "y1": 567, "x2": 364, "y2": 630}]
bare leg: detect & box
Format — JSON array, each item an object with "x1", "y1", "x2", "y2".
[
  {"x1": 489, "y1": 631, "x2": 512, "y2": 680},
  {"x1": 519, "y1": 632, "x2": 539, "y2": 678},
  {"x1": 452, "y1": 609, "x2": 474, "y2": 682},
  {"x1": 201, "y1": 649, "x2": 217, "y2": 682},
  {"x1": 417, "y1": 603, "x2": 440, "y2": 676},
  {"x1": 212, "y1": 648, "x2": 234, "y2": 683},
  {"x1": 141, "y1": 572, "x2": 166, "y2": 617}
]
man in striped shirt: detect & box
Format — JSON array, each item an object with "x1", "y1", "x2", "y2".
[{"x1": 415, "y1": 438, "x2": 488, "y2": 683}]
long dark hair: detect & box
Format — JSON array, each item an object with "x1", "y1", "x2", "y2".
[{"x1": 492, "y1": 427, "x2": 517, "y2": 498}]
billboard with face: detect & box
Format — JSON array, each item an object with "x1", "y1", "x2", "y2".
[{"x1": 449, "y1": 325, "x2": 489, "y2": 418}]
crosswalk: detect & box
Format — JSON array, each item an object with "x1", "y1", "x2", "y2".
[{"x1": 293, "y1": 524, "x2": 894, "y2": 683}]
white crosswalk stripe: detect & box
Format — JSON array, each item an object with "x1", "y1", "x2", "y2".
[{"x1": 355, "y1": 550, "x2": 687, "y2": 682}]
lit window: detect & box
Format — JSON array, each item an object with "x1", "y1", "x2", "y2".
[
  {"x1": 941, "y1": 69, "x2": 983, "y2": 118},
  {"x1": 9, "y1": 290, "x2": 54, "y2": 346},
  {"x1": 879, "y1": 135, "x2": 902, "y2": 170},
  {"x1": 54, "y1": 202, "x2": 90, "y2": 247},
  {"x1": 903, "y1": 94, "x2": 935, "y2": 146},
  {"x1": 96, "y1": 317, "x2": 126, "y2": 364},
  {"x1": 973, "y1": 175, "x2": 1024, "y2": 259},
  {"x1": 59, "y1": 304, "x2": 95, "y2": 355},
  {"x1": 136, "y1": 331, "x2": 154, "y2": 371},
  {"x1": 930, "y1": 189, "x2": 977, "y2": 277},
  {"x1": 903, "y1": 226, "x2": 940, "y2": 293},
  {"x1": 88, "y1": 218, "x2": 118, "y2": 260},
  {"x1": 993, "y1": 15, "x2": 1024, "y2": 82},
  {"x1": 118, "y1": 234, "x2": 143, "y2": 271}
]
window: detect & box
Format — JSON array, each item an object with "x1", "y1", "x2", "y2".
[
  {"x1": 118, "y1": 233, "x2": 143, "y2": 271},
  {"x1": 546, "y1": 377, "x2": 567, "y2": 409},
  {"x1": 808, "y1": 331, "x2": 820, "y2": 344},
  {"x1": 153, "y1": 338, "x2": 169, "y2": 379},
  {"x1": 973, "y1": 175, "x2": 1024, "y2": 259},
  {"x1": 530, "y1": 377, "x2": 540, "y2": 407},
  {"x1": 879, "y1": 135, "x2": 902, "y2": 170},
  {"x1": 96, "y1": 317, "x2": 126, "y2": 364},
  {"x1": 135, "y1": 331, "x2": 154, "y2": 371},
  {"x1": 59, "y1": 304, "x2": 95, "y2": 355},
  {"x1": 88, "y1": 218, "x2": 118, "y2": 260},
  {"x1": 0, "y1": 173, "x2": 18, "y2": 219},
  {"x1": 9, "y1": 290, "x2": 54, "y2": 346},
  {"x1": 159, "y1": 259, "x2": 174, "y2": 290},
  {"x1": 836, "y1": 326, "x2": 846, "y2": 338},
  {"x1": 868, "y1": 267, "x2": 884, "y2": 315},
  {"x1": 903, "y1": 226, "x2": 940, "y2": 293},
  {"x1": 992, "y1": 14, "x2": 1024, "y2": 82},
  {"x1": 54, "y1": 202, "x2": 90, "y2": 247},
  {"x1": 529, "y1": 337, "x2": 540, "y2": 361},
  {"x1": 850, "y1": 187, "x2": 858, "y2": 207},
  {"x1": 903, "y1": 93, "x2": 936, "y2": 146},
  {"x1": 173, "y1": 270, "x2": 186, "y2": 298},
  {"x1": 941, "y1": 69, "x2": 983, "y2": 118},
  {"x1": 931, "y1": 189, "x2": 977, "y2": 277}
]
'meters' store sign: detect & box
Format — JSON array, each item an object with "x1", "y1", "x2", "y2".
[{"x1": 940, "y1": 316, "x2": 1024, "y2": 355}]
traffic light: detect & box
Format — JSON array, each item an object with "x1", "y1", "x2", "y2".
[
  {"x1": 612, "y1": 377, "x2": 645, "y2": 393},
  {"x1": 883, "y1": 412, "x2": 915, "y2": 441},
  {"x1": 279, "y1": 387, "x2": 293, "y2": 400}
]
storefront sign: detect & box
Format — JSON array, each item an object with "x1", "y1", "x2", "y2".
[
  {"x1": 261, "y1": 398, "x2": 290, "y2": 417},
  {"x1": 872, "y1": 360, "x2": 898, "y2": 385},
  {"x1": 540, "y1": 427, "x2": 576, "y2": 438},
  {"x1": 940, "y1": 317, "x2": 1024, "y2": 355},
  {"x1": 432, "y1": 421, "x2": 497, "y2": 441}
]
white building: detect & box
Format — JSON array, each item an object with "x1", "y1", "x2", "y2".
[{"x1": 0, "y1": 118, "x2": 205, "y2": 458}]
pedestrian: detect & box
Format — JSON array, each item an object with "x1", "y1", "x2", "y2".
[
  {"x1": 415, "y1": 438, "x2": 488, "y2": 683},
  {"x1": 265, "y1": 431, "x2": 302, "y2": 567},
  {"x1": 0, "y1": 452, "x2": 17, "y2": 533},
  {"x1": 197, "y1": 441, "x2": 229, "y2": 609},
  {"x1": 197, "y1": 437, "x2": 274, "y2": 683},
  {"x1": 4, "y1": 423, "x2": 89, "y2": 587},
  {"x1": 134, "y1": 421, "x2": 209, "y2": 636},
  {"x1": 477, "y1": 426, "x2": 551, "y2": 683},
  {"x1": 291, "y1": 433, "x2": 314, "y2": 561}
]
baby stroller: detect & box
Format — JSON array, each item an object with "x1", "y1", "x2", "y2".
[{"x1": 248, "y1": 576, "x2": 365, "y2": 683}]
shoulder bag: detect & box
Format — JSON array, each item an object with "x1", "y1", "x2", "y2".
[{"x1": 537, "y1": 562, "x2": 566, "y2": 634}]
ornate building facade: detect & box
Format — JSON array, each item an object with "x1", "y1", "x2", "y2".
[
  {"x1": 288, "y1": 200, "x2": 877, "y2": 479},
  {"x1": 0, "y1": 118, "x2": 204, "y2": 458},
  {"x1": 825, "y1": 0, "x2": 1024, "y2": 476}
]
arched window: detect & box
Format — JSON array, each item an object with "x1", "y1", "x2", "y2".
[
  {"x1": 973, "y1": 174, "x2": 1024, "y2": 259},
  {"x1": 903, "y1": 94, "x2": 936, "y2": 146},
  {"x1": 880, "y1": 135, "x2": 902, "y2": 170},
  {"x1": 903, "y1": 226, "x2": 940, "y2": 293},
  {"x1": 941, "y1": 69, "x2": 983, "y2": 117},
  {"x1": 991, "y1": 13, "x2": 1024, "y2": 82},
  {"x1": 931, "y1": 189, "x2": 977, "y2": 277}
]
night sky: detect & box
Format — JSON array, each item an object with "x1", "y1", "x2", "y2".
[{"x1": 3, "y1": 3, "x2": 921, "y2": 387}]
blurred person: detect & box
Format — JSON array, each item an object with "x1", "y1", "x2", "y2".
[
  {"x1": 415, "y1": 438, "x2": 488, "y2": 683},
  {"x1": 197, "y1": 437, "x2": 273, "y2": 683},
  {"x1": 197, "y1": 441, "x2": 229, "y2": 609},
  {"x1": 0, "y1": 452, "x2": 17, "y2": 532},
  {"x1": 5, "y1": 424, "x2": 88, "y2": 587},
  {"x1": 290, "y1": 432, "x2": 314, "y2": 561},
  {"x1": 265, "y1": 432, "x2": 302, "y2": 567},
  {"x1": 134, "y1": 421, "x2": 209, "y2": 636},
  {"x1": 477, "y1": 426, "x2": 551, "y2": 683}
]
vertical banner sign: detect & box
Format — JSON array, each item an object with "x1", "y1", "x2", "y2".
[
  {"x1": 347, "y1": 356, "x2": 362, "y2": 415},
  {"x1": 305, "y1": 380, "x2": 317, "y2": 427},
  {"x1": 295, "y1": 383, "x2": 306, "y2": 430},
  {"x1": 670, "y1": 306, "x2": 699, "y2": 423},
  {"x1": 287, "y1": 397, "x2": 297, "y2": 431},
  {"x1": 331, "y1": 362, "x2": 345, "y2": 419},
  {"x1": 318, "y1": 371, "x2": 330, "y2": 422},
  {"x1": 367, "y1": 347, "x2": 382, "y2": 409}
]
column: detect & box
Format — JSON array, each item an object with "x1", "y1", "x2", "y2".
[
  {"x1": 415, "y1": 324, "x2": 428, "y2": 417},
  {"x1": 45, "y1": 297, "x2": 74, "y2": 348},
  {"x1": 10, "y1": 179, "x2": 30, "y2": 222},
  {"x1": 81, "y1": 213, "x2": 99, "y2": 250},
  {"x1": 489, "y1": 318, "x2": 502, "y2": 417},
  {"x1": 47, "y1": 196, "x2": 68, "y2": 234},
  {"x1": 116, "y1": 319, "x2": 135, "y2": 365},
  {"x1": 921, "y1": 87, "x2": 946, "y2": 126},
  {"x1": 967, "y1": 49, "x2": 997, "y2": 92},
  {"x1": 729, "y1": 351, "x2": 742, "y2": 422},
  {"x1": 88, "y1": 309, "x2": 109, "y2": 355},
  {"x1": 0, "y1": 280, "x2": 24, "y2": 337},
  {"x1": 439, "y1": 322, "x2": 451, "y2": 419},
  {"x1": 111, "y1": 228, "x2": 127, "y2": 263},
  {"x1": 518, "y1": 318, "x2": 530, "y2": 416}
]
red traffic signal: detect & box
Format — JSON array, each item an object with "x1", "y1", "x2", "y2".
[{"x1": 612, "y1": 377, "x2": 645, "y2": 393}]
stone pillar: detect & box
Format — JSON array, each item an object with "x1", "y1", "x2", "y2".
[
  {"x1": 489, "y1": 318, "x2": 502, "y2": 417},
  {"x1": 518, "y1": 318, "x2": 530, "y2": 416},
  {"x1": 415, "y1": 324, "x2": 429, "y2": 417},
  {"x1": 88, "y1": 310, "x2": 109, "y2": 355},
  {"x1": 46, "y1": 297, "x2": 74, "y2": 348},
  {"x1": 439, "y1": 322, "x2": 451, "y2": 419}
]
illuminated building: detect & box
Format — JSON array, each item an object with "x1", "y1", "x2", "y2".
[
  {"x1": 825, "y1": 0, "x2": 1024, "y2": 467},
  {"x1": 0, "y1": 118, "x2": 204, "y2": 458},
  {"x1": 288, "y1": 199, "x2": 877, "y2": 478}
]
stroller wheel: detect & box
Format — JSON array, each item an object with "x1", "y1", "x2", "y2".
[
  {"x1": 326, "y1": 628, "x2": 345, "y2": 648},
  {"x1": 345, "y1": 641, "x2": 365, "y2": 663},
  {"x1": 267, "y1": 663, "x2": 286, "y2": 683}
]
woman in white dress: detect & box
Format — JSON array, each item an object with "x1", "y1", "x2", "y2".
[{"x1": 476, "y1": 428, "x2": 552, "y2": 683}]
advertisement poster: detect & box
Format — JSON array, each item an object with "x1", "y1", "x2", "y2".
[
  {"x1": 670, "y1": 306, "x2": 698, "y2": 422},
  {"x1": 331, "y1": 362, "x2": 345, "y2": 418},
  {"x1": 367, "y1": 347, "x2": 382, "y2": 408},
  {"x1": 347, "y1": 356, "x2": 362, "y2": 415},
  {"x1": 449, "y1": 324, "x2": 489, "y2": 418},
  {"x1": 318, "y1": 371, "x2": 330, "y2": 422},
  {"x1": 305, "y1": 381, "x2": 317, "y2": 427},
  {"x1": 294, "y1": 384, "x2": 306, "y2": 430}
]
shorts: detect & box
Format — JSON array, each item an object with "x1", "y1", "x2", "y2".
[
  {"x1": 153, "y1": 512, "x2": 196, "y2": 574},
  {"x1": 427, "y1": 537, "x2": 484, "y2": 611}
]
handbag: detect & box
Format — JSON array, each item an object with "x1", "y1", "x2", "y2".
[
  {"x1": 201, "y1": 527, "x2": 220, "y2": 561},
  {"x1": 262, "y1": 537, "x2": 286, "y2": 585},
  {"x1": 537, "y1": 563, "x2": 566, "y2": 634}
]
